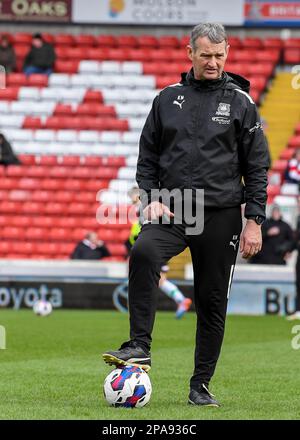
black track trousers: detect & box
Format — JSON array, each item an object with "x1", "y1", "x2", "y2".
[{"x1": 128, "y1": 206, "x2": 242, "y2": 387}]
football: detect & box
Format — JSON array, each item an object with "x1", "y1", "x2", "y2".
[
  {"x1": 103, "y1": 365, "x2": 152, "y2": 408},
  {"x1": 33, "y1": 300, "x2": 53, "y2": 317}
]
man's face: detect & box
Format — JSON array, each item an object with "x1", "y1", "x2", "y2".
[
  {"x1": 187, "y1": 36, "x2": 229, "y2": 80},
  {"x1": 89, "y1": 233, "x2": 98, "y2": 245},
  {"x1": 272, "y1": 208, "x2": 281, "y2": 221},
  {"x1": 32, "y1": 38, "x2": 43, "y2": 48}
]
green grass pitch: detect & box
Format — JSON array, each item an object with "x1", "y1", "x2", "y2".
[{"x1": 0, "y1": 309, "x2": 299, "y2": 420}]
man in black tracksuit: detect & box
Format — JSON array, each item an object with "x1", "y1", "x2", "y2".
[{"x1": 103, "y1": 23, "x2": 270, "y2": 407}]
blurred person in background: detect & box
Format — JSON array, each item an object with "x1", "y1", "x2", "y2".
[
  {"x1": 0, "y1": 133, "x2": 21, "y2": 166},
  {"x1": 250, "y1": 205, "x2": 294, "y2": 265},
  {"x1": 287, "y1": 198, "x2": 300, "y2": 320},
  {"x1": 125, "y1": 186, "x2": 192, "y2": 319},
  {"x1": 23, "y1": 33, "x2": 56, "y2": 76},
  {"x1": 70, "y1": 231, "x2": 110, "y2": 260},
  {"x1": 284, "y1": 148, "x2": 300, "y2": 185},
  {"x1": 0, "y1": 34, "x2": 16, "y2": 73}
]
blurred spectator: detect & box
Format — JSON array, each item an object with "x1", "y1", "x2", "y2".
[
  {"x1": 284, "y1": 148, "x2": 300, "y2": 184},
  {"x1": 23, "y1": 33, "x2": 56, "y2": 76},
  {"x1": 0, "y1": 133, "x2": 21, "y2": 166},
  {"x1": 0, "y1": 35, "x2": 16, "y2": 73},
  {"x1": 70, "y1": 231, "x2": 110, "y2": 260},
  {"x1": 250, "y1": 205, "x2": 294, "y2": 265},
  {"x1": 287, "y1": 199, "x2": 300, "y2": 320}
]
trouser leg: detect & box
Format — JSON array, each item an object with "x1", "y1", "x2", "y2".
[
  {"x1": 128, "y1": 223, "x2": 187, "y2": 349},
  {"x1": 188, "y1": 207, "x2": 242, "y2": 388}
]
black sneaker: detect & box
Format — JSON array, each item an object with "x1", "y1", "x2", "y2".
[
  {"x1": 188, "y1": 384, "x2": 220, "y2": 407},
  {"x1": 102, "y1": 341, "x2": 151, "y2": 372}
]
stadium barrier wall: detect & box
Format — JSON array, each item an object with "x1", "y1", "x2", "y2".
[{"x1": 0, "y1": 260, "x2": 297, "y2": 315}]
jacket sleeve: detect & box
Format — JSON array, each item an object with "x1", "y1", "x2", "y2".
[
  {"x1": 136, "y1": 95, "x2": 161, "y2": 208},
  {"x1": 238, "y1": 99, "x2": 270, "y2": 219}
]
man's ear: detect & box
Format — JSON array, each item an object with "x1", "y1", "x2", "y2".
[
  {"x1": 225, "y1": 43, "x2": 230, "y2": 59},
  {"x1": 187, "y1": 45, "x2": 193, "y2": 62}
]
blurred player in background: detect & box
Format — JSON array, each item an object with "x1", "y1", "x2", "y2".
[{"x1": 123, "y1": 187, "x2": 192, "y2": 319}]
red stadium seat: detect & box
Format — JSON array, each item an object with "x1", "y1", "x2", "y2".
[
  {"x1": 295, "y1": 123, "x2": 300, "y2": 135},
  {"x1": 83, "y1": 90, "x2": 103, "y2": 103},
  {"x1": 76, "y1": 103, "x2": 116, "y2": 117},
  {"x1": 32, "y1": 216, "x2": 53, "y2": 228},
  {"x1": 283, "y1": 38, "x2": 300, "y2": 49},
  {"x1": 64, "y1": 47, "x2": 86, "y2": 61},
  {"x1": 12, "y1": 242, "x2": 35, "y2": 254},
  {"x1": 280, "y1": 149, "x2": 295, "y2": 160},
  {"x1": 272, "y1": 160, "x2": 288, "y2": 174},
  {"x1": 116, "y1": 35, "x2": 138, "y2": 48},
  {"x1": 86, "y1": 48, "x2": 109, "y2": 61},
  {"x1": 54, "y1": 190, "x2": 74, "y2": 202},
  {"x1": 227, "y1": 36, "x2": 242, "y2": 48},
  {"x1": 0, "y1": 200, "x2": 20, "y2": 214},
  {"x1": 54, "y1": 104, "x2": 73, "y2": 116},
  {"x1": 6, "y1": 73, "x2": 27, "y2": 87},
  {"x1": 36, "y1": 156, "x2": 58, "y2": 166},
  {"x1": 18, "y1": 178, "x2": 39, "y2": 190},
  {"x1": 18, "y1": 155, "x2": 35, "y2": 165},
  {"x1": 158, "y1": 36, "x2": 180, "y2": 49},
  {"x1": 95, "y1": 35, "x2": 117, "y2": 47},
  {"x1": 127, "y1": 48, "x2": 152, "y2": 62},
  {"x1": 2, "y1": 226, "x2": 24, "y2": 239},
  {"x1": 22, "y1": 201, "x2": 43, "y2": 214},
  {"x1": 288, "y1": 136, "x2": 300, "y2": 149},
  {"x1": 44, "y1": 202, "x2": 66, "y2": 215},
  {"x1": 107, "y1": 243, "x2": 126, "y2": 257},
  {"x1": 242, "y1": 37, "x2": 263, "y2": 49},
  {"x1": 31, "y1": 190, "x2": 52, "y2": 202},
  {"x1": 284, "y1": 49, "x2": 300, "y2": 64},
  {"x1": 55, "y1": 46, "x2": 68, "y2": 59},
  {"x1": 23, "y1": 117, "x2": 42, "y2": 129},
  {"x1": 54, "y1": 60, "x2": 79, "y2": 73},
  {"x1": 26, "y1": 227, "x2": 46, "y2": 240},
  {"x1": 35, "y1": 242, "x2": 60, "y2": 255},
  {"x1": 180, "y1": 36, "x2": 190, "y2": 48},
  {"x1": 53, "y1": 34, "x2": 75, "y2": 46},
  {"x1": 106, "y1": 48, "x2": 130, "y2": 61},
  {"x1": 27, "y1": 74, "x2": 48, "y2": 87},
  {"x1": 0, "y1": 87, "x2": 19, "y2": 101},
  {"x1": 49, "y1": 228, "x2": 70, "y2": 241},
  {"x1": 74, "y1": 34, "x2": 96, "y2": 47},
  {"x1": 263, "y1": 38, "x2": 283, "y2": 50},
  {"x1": 83, "y1": 157, "x2": 103, "y2": 167},
  {"x1": 14, "y1": 44, "x2": 30, "y2": 59},
  {"x1": 12, "y1": 33, "x2": 32, "y2": 45},
  {"x1": 138, "y1": 35, "x2": 158, "y2": 49},
  {"x1": 58, "y1": 156, "x2": 81, "y2": 167}
]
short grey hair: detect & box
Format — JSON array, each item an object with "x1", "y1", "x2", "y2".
[{"x1": 190, "y1": 23, "x2": 228, "y2": 51}]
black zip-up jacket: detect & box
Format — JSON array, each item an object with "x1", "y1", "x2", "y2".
[
  {"x1": 23, "y1": 42, "x2": 56, "y2": 69},
  {"x1": 136, "y1": 69, "x2": 270, "y2": 219}
]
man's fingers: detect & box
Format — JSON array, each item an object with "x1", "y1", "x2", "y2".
[{"x1": 162, "y1": 206, "x2": 174, "y2": 218}]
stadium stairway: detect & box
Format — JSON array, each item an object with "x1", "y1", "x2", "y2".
[{"x1": 260, "y1": 72, "x2": 300, "y2": 162}]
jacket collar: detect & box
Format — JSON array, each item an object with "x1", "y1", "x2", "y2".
[{"x1": 182, "y1": 68, "x2": 227, "y2": 90}]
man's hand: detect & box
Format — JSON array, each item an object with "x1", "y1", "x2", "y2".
[
  {"x1": 240, "y1": 219, "x2": 262, "y2": 259},
  {"x1": 143, "y1": 201, "x2": 174, "y2": 221}
]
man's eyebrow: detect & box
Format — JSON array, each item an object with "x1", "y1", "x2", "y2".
[{"x1": 199, "y1": 51, "x2": 225, "y2": 56}]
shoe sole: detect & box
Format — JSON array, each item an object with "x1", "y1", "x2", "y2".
[
  {"x1": 188, "y1": 398, "x2": 220, "y2": 408},
  {"x1": 102, "y1": 353, "x2": 151, "y2": 373}
]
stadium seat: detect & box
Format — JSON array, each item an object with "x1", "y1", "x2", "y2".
[
  {"x1": 74, "y1": 34, "x2": 96, "y2": 47},
  {"x1": 53, "y1": 34, "x2": 75, "y2": 46},
  {"x1": 138, "y1": 35, "x2": 158, "y2": 49},
  {"x1": 95, "y1": 35, "x2": 117, "y2": 47},
  {"x1": 117, "y1": 35, "x2": 138, "y2": 48},
  {"x1": 158, "y1": 36, "x2": 179, "y2": 48}
]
